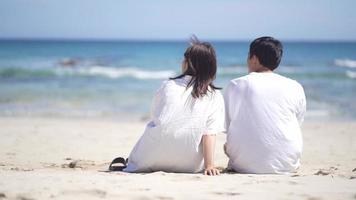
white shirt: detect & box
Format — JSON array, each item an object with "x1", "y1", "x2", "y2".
[
  {"x1": 225, "y1": 72, "x2": 306, "y2": 174},
  {"x1": 124, "y1": 75, "x2": 225, "y2": 173}
]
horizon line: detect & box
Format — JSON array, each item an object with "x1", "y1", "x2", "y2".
[{"x1": 1, "y1": 37, "x2": 356, "y2": 43}]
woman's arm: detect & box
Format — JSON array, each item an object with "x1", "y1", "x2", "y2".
[{"x1": 202, "y1": 134, "x2": 220, "y2": 176}]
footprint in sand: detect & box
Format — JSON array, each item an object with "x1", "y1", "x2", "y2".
[
  {"x1": 300, "y1": 194, "x2": 323, "y2": 200},
  {"x1": 61, "y1": 159, "x2": 96, "y2": 169},
  {"x1": 213, "y1": 192, "x2": 241, "y2": 196},
  {"x1": 61, "y1": 189, "x2": 107, "y2": 198},
  {"x1": 136, "y1": 188, "x2": 151, "y2": 191},
  {"x1": 16, "y1": 195, "x2": 35, "y2": 200},
  {"x1": 41, "y1": 162, "x2": 58, "y2": 168},
  {"x1": 10, "y1": 167, "x2": 33, "y2": 172},
  {"x1": 192, "y1": 175, "x2": 203, "y2": 180},
  {"x1": 288, "y1": 181, "x2": 299, "y2": 185},
  {"x1": 314, "y1": 170, "x2": 330, "y2": 176},
  {"x1": 314, "y1": 166, "x2": 338, "y2": 176},
  {"x1": 307, "y1": 197, "x2": 322, "y2": 200},
  {"x1": 156, "y1": 196, "x2": 174, "y2": 200}
]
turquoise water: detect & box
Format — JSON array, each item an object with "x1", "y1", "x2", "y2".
[{"x1": 0, "y1": 40, "x2": 355, "y2": 120}]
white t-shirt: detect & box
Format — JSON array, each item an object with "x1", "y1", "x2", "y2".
[
  {"x1": 225, "y1": 72, "x2": 306, "y2": 174},
  {"x1": 124, "y1": 75, "x2": 225, "y2": 173}
]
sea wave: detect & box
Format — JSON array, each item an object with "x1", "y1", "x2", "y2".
[
  {"x1": 0, "y1": 65, "x2": 345, "y2": 80},
  {"x1": 346, "y1": 70, "x2": 356, "y2": 79},
  {"x1": 218, "y1": 66, "x2": 246, "y2": 75},
  {"x1": 0, "y1": 67, "x2": 56, "y2": 78},
  {"x1": 74, "y1": 66, "x2": 176, "y2": 79},
  {"x1": 218, "y1": 65, "x2": 302, "y2": 75},
  {"x1": 334, "y1": 59, "x2": 356, "y2": 68},
  {"x1": 305, "y1": 109, "x2": 330, "y2": 118},
  {"x1": 0, "y1": 66, "x2": 177, "y2": 80}
]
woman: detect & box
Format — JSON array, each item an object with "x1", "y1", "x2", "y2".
[{"x1": 122, "y1": 37, "x2": 225, "y2": 175}]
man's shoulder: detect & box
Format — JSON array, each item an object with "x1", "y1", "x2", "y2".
[
  {"x1": 225, "y1": 75, "x2": 251, "y2": 95},
  {"x1": 229, "y1": 74, "x2": 250, "y2": 86},
  {"x1": 275, "y1": 73, "x2": 304, "y2": 90}
]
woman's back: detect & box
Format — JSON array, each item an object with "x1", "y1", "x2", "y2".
[
  {"x1": 124, "y1": 76, "x2": 225, "y2": 173},
  {"x1": 123, "y1": 38, "x2": 224, "y2": 175}
]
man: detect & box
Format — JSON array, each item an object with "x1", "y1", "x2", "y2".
[{"x1": 224, "y1": 37, "x2": 306, "y2": 174}]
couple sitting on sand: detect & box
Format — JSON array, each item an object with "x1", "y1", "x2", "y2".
[{"x1": 110, "y1": 36, "x2": 306, "y2": 175}]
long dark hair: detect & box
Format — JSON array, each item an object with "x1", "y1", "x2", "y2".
[{"x1": 170, "y1": 36, "x2": 221, "y2": 98}]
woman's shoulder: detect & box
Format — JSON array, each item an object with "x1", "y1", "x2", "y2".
[
  {"x1": 155, "y1": 78, "x2": 184, "y2": 96},
  {"x1": 211, "y1": 89, "x2": 223, "y2": 97},
  {"x1": 160, "y1": 78, "x2": 179, "y2": 90},
  {"x1": 206, "y1": 88, "x2": 224, "y2": 103}
]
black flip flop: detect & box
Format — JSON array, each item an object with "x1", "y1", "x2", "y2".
[{"x1": 109, "y1": 157, "x2": 128, "y2": 171}]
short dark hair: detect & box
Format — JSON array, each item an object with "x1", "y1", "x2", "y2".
[
  {"x1": 170, "y1": 36, "x2": 220, "y2": 98},
  {"x1": 249, "y1": 36, "x2": 283, "y2": 70}
]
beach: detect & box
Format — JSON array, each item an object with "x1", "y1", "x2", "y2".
[
  {"x1": 1, "y1": 0, "x2": 356, "y2": 198},
  {"x1": 0, "y1": 41, "x2": 356, "y2": 199},
  {"x1": 0, "y1": 117, "x2": 355, "y2": 200}
]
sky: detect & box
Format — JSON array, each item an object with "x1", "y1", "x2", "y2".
[{"x1": 0, "y1": 0, "x2": 356, "y2": 41}]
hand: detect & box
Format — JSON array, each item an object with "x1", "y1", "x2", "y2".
[{"x1": 204, "y1": 166, "x2": 220, "y2": 176}]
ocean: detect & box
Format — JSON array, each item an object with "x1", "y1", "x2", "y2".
[{"x1": 0, "y1": 40, "x2": 355, "y2": 121}]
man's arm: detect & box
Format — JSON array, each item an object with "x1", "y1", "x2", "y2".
[
  {"x1": 223, "y1": 84, "x2": 233, "y2": 132},
  {"x1": 296, "y1": 86, "x2": 307, "y2": 126}
]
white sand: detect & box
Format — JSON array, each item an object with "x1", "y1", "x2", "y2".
[{"x1": 0, "y1": 117, "x2": 355, "y2": 200}]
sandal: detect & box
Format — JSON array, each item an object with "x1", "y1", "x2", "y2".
[{"x1": 109, "y1": 157, "x2": 128, "y2": 171}]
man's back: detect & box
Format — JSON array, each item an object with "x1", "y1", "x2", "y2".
[{"x1": 225, "y1": 72, "x2": 306, "y2": 173}]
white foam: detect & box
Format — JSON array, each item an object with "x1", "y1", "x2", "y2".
[
  {"x1": 276, "y1": 66, "x2": 303, "y2": 73},
  {"x1": 305, "y1": 110, "x2": 330, "y2": 117},
  {"x1": 218, "y1": 66, "x2": 246, "y2": 75},
  {"x1": 58, "y1": 66, "x2": 176, "y2": 80},
  {"x1": 346, "y1": 70, "x2": 356, "y2": 79},
  {"x1": 218, "y1": 65, "x2": 301, "y2": 75},
  {"x1": 334, "y1": 59, "x2": 356, "y2": 68}
]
